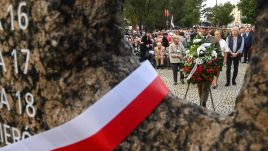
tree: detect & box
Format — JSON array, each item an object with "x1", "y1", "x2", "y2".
[
  {"x1": 180, "y1": 0, "x2": 205, "y2": 27},
  {"x1": 122, "y1": 0, "x2": 206, "y2": 29},
  {"x1": 122, "y1": 0, "x2": 167, "y2": 30},
  {"x1": 170, "y1": 0, "x2": 185, "y2": 27},
  {"x1": 238, "y1": 0, "x2": 256, "y2": 24},
  {"x1": 211, "y1": 2, "x2": 235, "y2": 27},
  {"x1": 202, "y1": 7, "x2": 214, "y2": 21}
]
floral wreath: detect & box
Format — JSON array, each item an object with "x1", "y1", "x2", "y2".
[{"x1": 183, "y1": 37, "x2": 224, "y2": 84}]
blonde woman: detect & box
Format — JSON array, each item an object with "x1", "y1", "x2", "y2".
[
  {"x1": 154, "y1": 42, "x2": 165, "y2": 68},
  {"x1": 169, "y1": 36, "x2": 185, "y2": 85},
  {"x1": 212, "y1": 30, "x2": 228, "y2": 89}
]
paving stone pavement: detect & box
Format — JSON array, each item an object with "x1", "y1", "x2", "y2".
[{"x1": 157, "y1": 63, "x2": 248, "y2": 115}]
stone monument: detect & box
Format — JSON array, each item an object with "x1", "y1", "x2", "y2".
[
  {"x1": 0, "y1": 0, "x2": 267, "y2": 150},
  {"x1": 0, "y1": 0, "x2": 138, "y2": 146}
]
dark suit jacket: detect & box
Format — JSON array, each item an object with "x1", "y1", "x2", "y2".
[
  {"x1": 140, "y1": 35, "x2": 152, "y2": 51},
  {"x1": 243, "y1": 32, "x2": 253, "y2": 49},
  {"x1": 162, "y1": 36, "x2": 169, "y2": 48}
]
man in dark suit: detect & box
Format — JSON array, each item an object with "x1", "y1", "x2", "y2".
[
  {"x1": 242, "y1": 27, "x2": 253, "y2": 63},
  {"x1": 225, "y1": 26, "x2": 244, "y2": 86}
]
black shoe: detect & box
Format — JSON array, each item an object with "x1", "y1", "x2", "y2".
[
  {"x1": 181, "y1": 79, "x2": 185, "y2": 84},
  {"x1": 242, "y1": 61, "x2": 247, "y2": 63},
  {"x1": 232, "y1": 82, "x2": 236, "y2": 85},
  {"x1": 225, "y1": 83, "x2": 230, "y2": 87},
  {"x1": 174, "y1": 82, "x2": 177, "y2": 85}
]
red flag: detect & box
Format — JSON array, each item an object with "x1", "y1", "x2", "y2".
[{"x1": 164, "y1": 9, "x2": 170, "y2": 17}]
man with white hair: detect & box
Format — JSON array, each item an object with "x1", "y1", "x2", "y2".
[{"x1": 225, "y1": 26, "x2": 244, "y2": 86}]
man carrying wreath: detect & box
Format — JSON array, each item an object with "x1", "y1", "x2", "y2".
[
  {"x1": 197, "y1": 22, "x2": 219, "y2": 107},
  {"x1": 186, "y1": 21, "x2": 221, "y2": 108}
]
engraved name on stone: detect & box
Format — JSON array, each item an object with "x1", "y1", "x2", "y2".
[{"x1": 0, "y1": 2, "x2": 34, "y2": 145}]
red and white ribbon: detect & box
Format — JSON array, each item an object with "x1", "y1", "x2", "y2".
[{"x1": 0, "y1": 61, "x2": 169, "y2": 151}]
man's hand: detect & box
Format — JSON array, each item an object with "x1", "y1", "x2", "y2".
[{"x1": 231, "y1": 52, "x2": 238, "y2": 58}]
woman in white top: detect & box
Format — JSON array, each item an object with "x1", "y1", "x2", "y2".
[{"x1": 212, "y1": 30, "x2": 228, "y2": 89}]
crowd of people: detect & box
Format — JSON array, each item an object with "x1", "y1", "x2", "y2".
[{"x1": 125, "y1": 24, "x2": 254, "y2": 107}]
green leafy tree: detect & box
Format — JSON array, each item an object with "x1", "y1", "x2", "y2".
[
  {"x1": 210, "y1": 2, "x2": 235, "y2": 27},
  {"x1": 180, "y1": 0, "x2": 204, "y2": 27},
  {"x1": 169, "y1": 0, "x2": 184, "y2": 27},
  {"x1": 237, "y1": 0, "x2": 256, "y2": 24},
  {"x1": 202, "y1": 7, "x2": 214, "y2": 21},
  {"x1": 122, "y1": 0, "x2": 167, "y2": 30},
  {"x1": 122, "y1": 0, "x2": 206, "y2": 29}
]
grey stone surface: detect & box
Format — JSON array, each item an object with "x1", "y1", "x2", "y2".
[
  {"x1": 157, "y1": 63, "x2": 248, "y2": 115},
  {"x1": 1, "y1": 0, "x2": 268, "y2": 150},
  {"x1": 0, "y1": 0, "x2": 137, "y2": 147}
]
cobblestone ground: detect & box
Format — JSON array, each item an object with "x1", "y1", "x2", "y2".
[{"x1": 157, "y1": 63, "x2": 248, "y2": 115}]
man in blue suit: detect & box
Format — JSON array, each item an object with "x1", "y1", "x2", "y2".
[{"x1": 242, "y1": 27, "x2": 253, "y2": 63}]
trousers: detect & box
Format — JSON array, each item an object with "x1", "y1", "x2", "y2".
[
  {"x1": 197, "y1": 82, "x2": 210, "y2": 108},
  {"x1": 226, "y1": 55, "x2": 240, "y2": 84},
  {"x1": 171, "y1": 63, "x2": 184, "y2": 83}
]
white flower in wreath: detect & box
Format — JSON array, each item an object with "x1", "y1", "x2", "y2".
[
  {"x1": 212, "y1": 50, "x2": 217, "y2": 58},
  {"x1": 195, "y1": 58, "x2": 204, "y2": 65},
  {"x1": 199, "y1": 50, "x2": 205, "y2": 55},
  {"x1": 185, "y1": 50, "x2": 190, "y2": 54},
  {"x1": 197, "y1": 46, "x2": 206, "y2": 56},
  {"x1": 202, "y1": 43, "x2": 211, "y2": 48},
  {"x1": 193, "y1": 39, "x2": 202, "y2": 44}
]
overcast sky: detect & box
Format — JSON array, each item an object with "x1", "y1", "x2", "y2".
[{"x1": 205, "y1": 0, "x2": 240, "y2": 8}]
